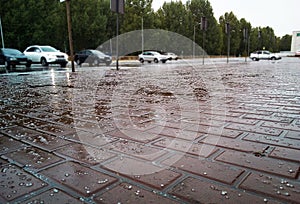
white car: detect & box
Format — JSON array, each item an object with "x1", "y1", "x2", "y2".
[
  {"x1": 250, "y1": 50, "x2": 281, "y2": 61},
  {"x1": 163, "y1": 52, "x2": 179, "y2": 60},
  {"x1": 24, "y1": 45, "x2": 69, "y2": 67},
  {"x1": 138, "y1": 51, "x2": 168, "y2": 63}
]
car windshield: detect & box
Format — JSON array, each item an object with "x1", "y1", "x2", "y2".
[
  {"x1": 2, "y1": 48, "x2": 23, "y2": 55},
  {"x1": 40, "y1": 46, "x2": 59, "y2": 52},
  {"x1": 91, "y1": 50, "x2": 106, "y2": 56}
]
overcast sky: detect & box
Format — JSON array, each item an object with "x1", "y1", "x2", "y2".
[{"x1": 152, "y1": 0, "x2": 300, "y2": 37}]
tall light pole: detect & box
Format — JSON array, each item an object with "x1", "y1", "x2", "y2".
[
  {"x1": 225, "y1": 22, "x2": 230, "y2": 63},
  {"x1": 201, "y1": 16, "x2": 207, "y2": 65},
  {"x1": 0, "y1": 16, "x2": 4, "y2": 49},
  {"x1": 193, "y1": 22, "x2": 201, "y2": 59},
  {"x1": 111, "y1": 0, "x2": 124, "y2": 71}
]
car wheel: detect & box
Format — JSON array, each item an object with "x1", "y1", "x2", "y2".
[
  {"x1": 5, "y1": 61, "x2": 11, "y2": 69},
  {"x1": 26, "y1": 62, "x2": 31, "y2": 68},
  {"x1": 76, "y1": 59, "x2": 81, "y2": 66},
  {"x1": 60, "y1": 63, "x2": 67, "y2": 68},
  {"x1": 93, "y1": 59, "x2": 99, "y2": 66},
  {"x1": 41, "y1": 58, "x2": 48, "y2": 66},
  {"x1": 106, "y1": 61, "x2": 112, "y2": 66},
  {"x1": 271, "y1": 57, "x2": 276, "y2": 60},
  {"x1": 154, "y1": 58, "x2": 159, "y2": 63},
  {"x1": 252, "y1": 57, "x2": 258, "y2": 61},
  {"x1": 139, "y1": 58, "x2": 144, "y2": 63},
  {"x1": 162, "y1": 60, "x2": 167, "y2": 63}
]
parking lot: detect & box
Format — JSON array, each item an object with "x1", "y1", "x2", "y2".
[{"x1": 0, "y1": 57, "x2": 300, "y2": 203}]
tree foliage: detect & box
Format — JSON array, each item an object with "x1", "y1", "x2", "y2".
[{"x1": 0, "y1": 0, "x2": 292, "y2": 55}]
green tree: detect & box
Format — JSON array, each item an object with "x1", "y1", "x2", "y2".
[
  {"x1": 219, "y1": 12, "x2": 241, "y2": 56},
  {"x1": 279, "y1": 34, "x2": 291, "y2": 51},
  {"x1": 238, "y1": 18, "x2": 252, "y2": 57},
  {"x1": 121, "y1": 0, "x2": 155, "y2": 33},
  {"x1": 187, "y1": 0, "x2": 222, "y2": 55}
]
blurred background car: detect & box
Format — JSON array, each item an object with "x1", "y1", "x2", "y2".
[
  {"x1": 250, "y1": 50, "x2": 281, "y2": 61},
  {"x1": 162, "y1": 52, "x2": 179, "y2": 60},
  {"x1": 0, "y1": 48, "x2": 32, "y2": 69},
  {"x1": 24, "y1": 45, "x2": 68, "y2": 67},
  {"x1": 138, "y1": 51, "x2": 168, "y2": 63},
  {"x1": 74, "y1": 49, "x2": 112, "y2": 66}
]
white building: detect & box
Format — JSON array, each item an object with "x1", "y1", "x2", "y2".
[{"x1": 291, "y1": 31, "x2": 300, "y2": 52}]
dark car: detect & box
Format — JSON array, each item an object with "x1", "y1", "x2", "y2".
[
  {"x1": 0, "y1": 48, "x2": 32, "y2": 69},
  {"x1": 74, "y1": 49, "x2": 112, "y2": 66}
]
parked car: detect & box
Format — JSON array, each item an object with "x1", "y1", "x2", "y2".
[
  {"x1": 250, "y1": 50, "x2": 281, "y2": 61},
  {"x1": 0, "y1": 48, "x2": 32, "y2": 69},
  {"x1": 24, "y1": 45, "x2": 68, "y2": 67},
  {"x1": 138, "y1": 51, "x2": 168, "y2": 63},
  {"x1": 74, "y1": 49, "x2": 112, "y2": 66},
  {"x1": 162, "y1": 52, "x2": 179, "y2": 60}
]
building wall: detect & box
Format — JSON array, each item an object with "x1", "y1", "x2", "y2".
[{"x1": 291, "y1": 31, "x2": 300, "y2": 52}]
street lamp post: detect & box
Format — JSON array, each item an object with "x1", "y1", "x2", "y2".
[
  {"x1": 201, "y1": 16, "x2": 207, "y2": 65},
  {"x1": 0, "y1": 16, "x2": 5, "y2": 49},
  {"x1": 225, "y1": 22, "x2": 230, "y2": 63},
  {"x1": 193, "y1": 22, "x2": 201, "y2": 59}
]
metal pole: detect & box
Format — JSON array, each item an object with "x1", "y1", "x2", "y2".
[
  {"x1": 0, "y1": 16, "x2": 4, "y2": 49},
  {"x1": 142, "y1": 17, "x2": 144, "y2": 53},
  {"x1": 202, "y1": 31, "x2": 205, "y2": 65},
  {"x1": 66, "y1": 0, "x2": 75, "y2": 72},
  {"x1": 116, "y1": 0, "x2": 119, "y2": 70},
  {"x1": 193, "y1": 25, "x2": 195, "y2": 59}
]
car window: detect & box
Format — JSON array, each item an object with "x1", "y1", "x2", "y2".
[
  {"x1": 26, "y1": 47, "x2": 37, "y2": 52},
  {"x1": 257, "y1": 51, "x2": 262, "y2": 54},
  {"x1": 40, "y1": 46, "x2": 58, "y2": 52},
  {"x1": 3, "y1": 49, "x2": 22, "y2": 55}
]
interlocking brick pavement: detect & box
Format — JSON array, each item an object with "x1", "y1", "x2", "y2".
[{"x1": 0, "y1": 58, "x2": 300, "y2": 203}]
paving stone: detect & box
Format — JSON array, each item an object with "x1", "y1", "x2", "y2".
[
  {"x1": 262, "y1": 121, "x2": 300, "y2": 132},
  {"x1": 103, "y1": 157, "x2": 165, "y2": 177},
  {"x1": 243, "y1": 114, "x2": 293, "y2": 123},
  {"x1": 244, "y1": 133, "x2": 300, "y2": 150},
  {"x1": 106, "y1": 140, "x2": 167, "y2": 161},
  {"x1": 147, "y1": 126, "x2": 203, "y2": 140},
  {"x1": 216, "y1": 151, "x2": 299, "y2": 179},
  {"x1": 162, "y1": 154, "x2": 244, "y2": 184},
  {"x1": 269, "y1": 147, "x2": 300, "y2": 163},
  {"x1": 127, "y1": 169, "x2": 181, "y2": 190},
  {"x1": 0, "y1": 135, "x2": 27, "y2": 154},
  {"x1": 225, "y1": 123, "x2": 282, "y2": 136},
  {"x1": 199, "y1": 135, "x2": 269, "y2": 153},
  {"x1": 106, "y1": 129, "x2": 160, "y2": 143},
  {"x1": 4, "y1": 146, "x2": 63, "y2": 170},
  {"x1": 55, "y1": 143, "x2": 116, "y2": 165},
  {"x1": 0, "y1": 165, "x2": 47, "y2": 201},
  {"x1": 62, "y1": 130, "x2": 118, "y2": 146},
  {"x1": 36, "y1": 123, "x2": 77, "y2": 137},
  {"x1": 153, "y1": 138, "x2": 218, "y2": 157},
  {"x1": 240, "y1": 172, "x2": 300, "y2": 203},
  {"x1": 1, "y1": 126, "x2": 41, "y2": 140},
  {"x1": 284, "y1": 130, "x2": 300, "y2": 140},
  {"x1": 212, "y1": 115, "x2": 258, "y2": 125},
  {"x1": 95, "y1": 182, "x2": 180, "y2": 204},
  {"x1": 23, "y1": 188, "x2": 83, "y2": 204},
  {"x1": 41, "y1": 161, "x2": 118, "y2": 197},
  {"x1": 169, "y1": 177, "x2": 280, "y2": 204},
  {"x1": 20, "y1": 132, "x2": 72, "y2": 151}
]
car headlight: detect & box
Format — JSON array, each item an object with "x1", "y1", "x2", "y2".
[{"x1": 9, "y1": 57, "x2": 17, "y2": 61}]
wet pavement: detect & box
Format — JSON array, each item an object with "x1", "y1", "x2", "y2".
[{"x1": 0, "y1": 57, "x2": 300, "y2": 203}]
